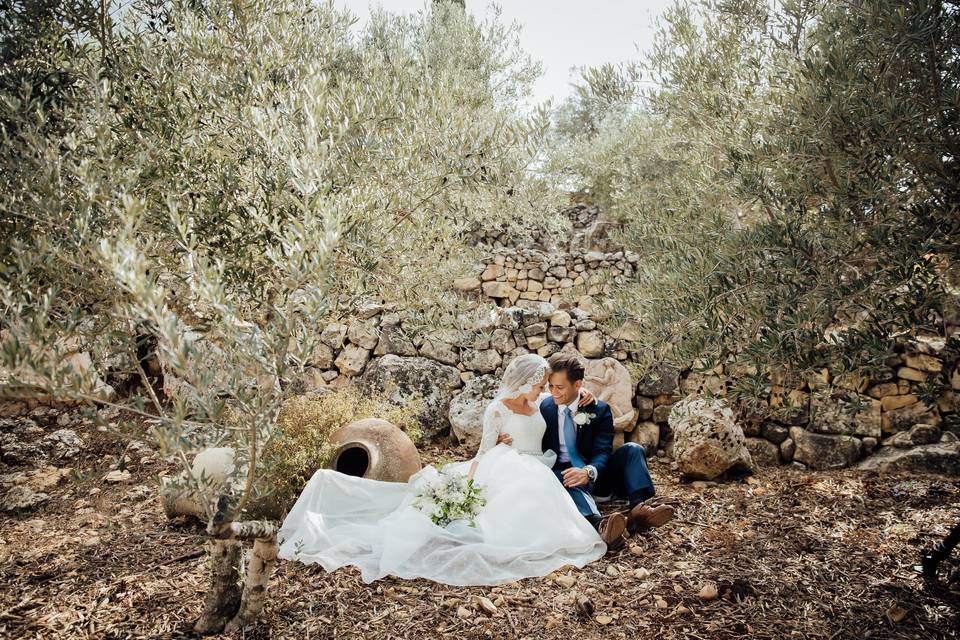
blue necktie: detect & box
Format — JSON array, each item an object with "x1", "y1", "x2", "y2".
[{"x1": 563, "y1": 407, "x2": 586, "y2": 468}]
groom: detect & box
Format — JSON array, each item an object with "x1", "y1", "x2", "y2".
[{"x1": 539, "y1": 352, "x2": 674, "y2": 548}]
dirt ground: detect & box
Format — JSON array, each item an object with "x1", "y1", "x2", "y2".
[{"x1": 1, "y1": 410, "x2": 959, "y2": 639}]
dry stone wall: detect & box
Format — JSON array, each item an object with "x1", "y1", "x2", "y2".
[
  {"x1": 289, "y1": 300, "x2": 636, "y2": 441},
  {"x1": 632, "y1": 334, "x2": 960, "y2": 474},
  {"x1": 455, "y1": 247, "x2": 639, "y2": 315},
  {"x1": 460, "y1": 203, "x2": 636, "y2": 313},
  {"x1": 285, "y1": 283, "x2": 960, "y2": 475}
]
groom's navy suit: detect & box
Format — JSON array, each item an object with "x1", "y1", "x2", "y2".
[{"x1": 541, "y1": 396, "x2": 656, "y2": 524}]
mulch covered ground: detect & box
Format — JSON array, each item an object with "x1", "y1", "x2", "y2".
[{"x1": 1, "y1": 410, "x2": 958, "y2": 639}]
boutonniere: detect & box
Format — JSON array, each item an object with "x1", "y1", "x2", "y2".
[{"x1": 573, "y1": 410, "x2": 596, "y2": 426}]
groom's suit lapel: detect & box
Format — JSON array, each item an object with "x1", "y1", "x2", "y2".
[{"x1": 573, "y1": 408, "x2": 592, "y2": 453}]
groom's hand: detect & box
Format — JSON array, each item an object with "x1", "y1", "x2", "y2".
[
  {"x1": 561, "y1": 467, "x2": 590, "y2": 488},
  {"x1": 496, "y1": 432, "x2": 513, "y2": 446}
]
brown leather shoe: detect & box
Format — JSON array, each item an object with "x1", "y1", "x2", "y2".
[
  {"x1": 598, "y1": 512, "x2": 627, "y2": 551},
  {"x1": 626, "y1": 503, "x2": 675, "y2": 534}
]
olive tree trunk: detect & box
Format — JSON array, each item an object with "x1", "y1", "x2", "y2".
[{"x1": 193, "y1": 521, "x2": 279, "y2": 635}]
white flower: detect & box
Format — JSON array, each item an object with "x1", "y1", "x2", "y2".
[
  {"x1": 413, "y1": 469, "x2": 486, "y2": 528},
  {"x1": 574, "y1": 411, "x2": 595, "y2": 426}
]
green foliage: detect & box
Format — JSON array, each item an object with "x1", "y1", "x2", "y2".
[{"x1": 547, "y1": 0, "x2": 959, "y2": 389}]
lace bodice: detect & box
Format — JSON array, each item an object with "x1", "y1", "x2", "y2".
[{"x1": 478, "y1": 399, "x2": 549, "y2": 457}]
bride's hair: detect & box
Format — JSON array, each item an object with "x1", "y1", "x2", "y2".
[{"x1": 495, "y1": 353, "x2": 550, "y2": 400}]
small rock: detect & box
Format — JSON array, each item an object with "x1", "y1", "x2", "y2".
[
  {"x1": 697, "y1": 583, "x2": 719, "y2": 600},
  {"x1": 903, "y1": 353, "x2": 942, "y2": 373},
  {"x1": 549, "y1": 310, "x2": 572, "y2": 328},
  {"x1": 44, "y1": 429, "x2": 84, "y2": 459},
  {"x1": 456, "y1": 606, "x2": 472, "y2": 620},
  {"x1": 629, "y1": 545, "x2": 644, "y2": 557},
  {"x1": 595, "y1": 615, "x2": 613, "y2": 625},
  {"x1": 555, "y1": 574, "x2": 577, "y2": 588},
  {"x1": 475, "y1": 596, "x2": 497, "y2": 616},
  {"x1": 910, "y1": 423, "x2": 941, "y2": 445},
  {"x1": 334, "y1": 344, "x2": 371, "y2": 377},
  {"x1": 605, "y1": 565, "x2": 620, "y2": 577},
  {"x1": 103, "y1": 470, "x2": 132, "y2": 484},
  {"x1": 453, "y1": 277, "x2": 482, "y2": 292},
  {"x1": 654, "y1": 595, "x2": 669, "y2": 609},
  {"x1": 886, "y1": 605, "x2": 907, "y2": 623},
  {"x1": 634, "y1": 567, "x2": 650, "y2": 580},
  {"x1": 574, "y1": 593, "x2": 595, "y2": 618},
  {"x1": 0, "y1": 486, "x2": 49, "y2": 512}
]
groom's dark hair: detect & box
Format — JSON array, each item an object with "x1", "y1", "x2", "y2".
[{"x1": 548, "y1": 352, "x2": 585, "y2": 383}]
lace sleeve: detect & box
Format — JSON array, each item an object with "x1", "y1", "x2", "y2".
[{"x1": 477, "y1": 402, "x2": 505, "y2": 456}]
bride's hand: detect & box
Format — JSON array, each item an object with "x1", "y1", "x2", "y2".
[
  {"x1": 579, "y1": 388, "x2": 597, "y2": 406},
  {"x1": 496, "y1": 432, "x2": 513, "y2": 446}
]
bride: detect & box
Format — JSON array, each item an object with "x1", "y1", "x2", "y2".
[{"x1": 277, "y1": 354, "x2": 624, "y2": 586}]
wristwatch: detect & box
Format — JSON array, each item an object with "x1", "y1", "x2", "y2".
[{"x1": 585, "y1": 465, "x2": 597, "y2": 482}]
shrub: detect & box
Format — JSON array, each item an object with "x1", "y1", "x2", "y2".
[{"x1": 246, "y1": 389, "x2": 422, "y2": 520}]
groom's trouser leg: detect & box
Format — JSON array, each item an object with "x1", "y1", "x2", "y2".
[
  {"x1": 593, "y1": 443, "x2": 655, "y2": 506},
  {"x1": 554, "y1": 466, "x2": 600, "y2": 524}
]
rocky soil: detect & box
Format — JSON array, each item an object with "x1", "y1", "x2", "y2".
[{"x1": 0, "y1": 409, "x2": 958, "y2": 639}]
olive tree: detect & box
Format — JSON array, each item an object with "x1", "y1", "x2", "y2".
[
  {"x1": 546, "y1": 0, "x2": 959, "y2": 400},
  {"x1": 0, "y1": 0, "x2": 558, "y2": 632}
]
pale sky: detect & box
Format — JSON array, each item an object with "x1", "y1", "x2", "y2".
[{"x1": 334, "y1": 0, "x2": 674, "y2": 107}]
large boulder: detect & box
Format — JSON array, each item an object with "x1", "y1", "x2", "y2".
[
  {"x1": 576, "y1": 331, "x2": 605, "y2": 358},
  {"x1": 669, "y1": 397, "x2": 753, "y2": 480},
  {"x1": 789, "y1": 427, "x2": 862, "y2": 469},
  {"x1": 744, "y1": 437, "x2": 781, "y2": 466},
  {"x1": 809, "y1": 391, "x2": 881, "y2": 438},
  {"x1": 461, "y1": 349, "x2": 502, "y2": 374},
  {"x1": 361, "y1": 355, "x2": 462, "y2": 439},
  {"x1": 448, "y1": 375, "x2": 500, "y2": 447},
  {"x1": 882, "y1": 401, "x2": 940, "y2": 435},
  {"x1": 373, "y1": 324, "x2": 418, "y2": 357},
  {"x1": 0, "y1": 418, "x2": 84, "y2": 466},
  {"x1": 583, "y1": 357, "x2": 635, "y2": 433},
  {"x1": 419, "y1": 339, "x2": 460, "y2": 366},
  {"x1": 630, "y1": 422, "x2": 660, "y2": 453},
  {"x1": 334, "y1": 345, "x2": 371, "y2": 377},
  {"x1": 0, "y1": 485, "x2": 49, "y2": 512},
  {"x1": 637, "y1": 364, "x2": 680, "y2": 397},
  {"x1": 858, "y1": 442, "x2": 960, "y2": 475}
]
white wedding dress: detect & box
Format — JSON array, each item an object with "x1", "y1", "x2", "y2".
[{"x1": 278, "y1": 399, "x2": 605, "y2": 585}]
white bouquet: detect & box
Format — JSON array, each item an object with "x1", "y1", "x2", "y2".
[{"x1": 412, "y1": 462, "x2": 486, "y2": 528}]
